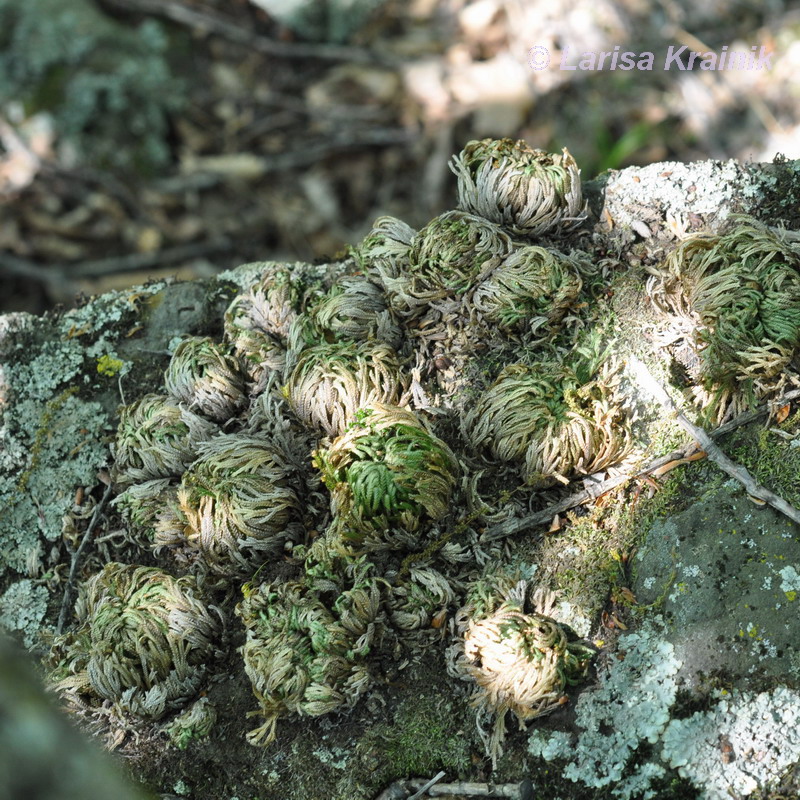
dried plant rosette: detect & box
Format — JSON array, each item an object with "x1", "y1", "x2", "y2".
[
  {"x1": 469, "y1": 245, "x2": 584, "y2": 333},
  {"x1": 449, "y1": 577, "x2": 593, "y2": 762},
  {"x1": 646, "y1": 218, "x2": 800, "y2": 419},
  {"x1": 237, "y1": 567, "x2": 383, "y2": 746},
  {"x1": 49, "y1": 563, "x2": 224, "y2": 720},
  {"x1": 168, "y1": 434, "x2": 302, "y2": 576},
  {"x1": 463, "y1": 352, "x2": 631, "y2": 487},
  {"x1": 450, "y1": 139, "x2": 585, "y2": 237},
  {"x1": 111, "y1": 394, "x2": 218, "y2": 488},
  {"x1": 284, "y1": 341, "x2": 406, "y2": 438},
  {"x1": 290, "y1": 275, "x2": 403, "y2": 351},
  {"x1": 164, "y1": 336, "x2": 246, "y2": 422},
  {"x1": 377, "y1": 210, "x2": 513, "y2": 318},
  {"x1": 312, "y1": 404, "x2": 459, "y2": 546}
]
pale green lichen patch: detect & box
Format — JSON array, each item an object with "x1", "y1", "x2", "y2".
[
  {"x1": 0, "y1": 579, "x2": 49, "y2": 648},
  {"x1": 633, "y1": 477, "x2": 800, "y2": 686}
]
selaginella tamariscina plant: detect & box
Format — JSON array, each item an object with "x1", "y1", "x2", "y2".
[
  {"x1": 47, "y1": 139, "x2": 615, "y2": 754},
  {"x1": 646, "y1": 216, "x2": 800, "y2": 422},
  {"x1": 51, "y1": 139, "x2": 799, "y2": 762}
]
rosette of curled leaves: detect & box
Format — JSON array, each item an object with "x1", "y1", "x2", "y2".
[
  {"x1": 647, "y1": 218, "x2": 800, "y2": 399},
  {"x1": 49, "y1": 563, "x2": 223, "y2": 720},
  {"x1": 450, "y1": 139, "x2": 584, "y2": 237},
  {"x1": 111, "y1": 394, "x2": 218, "y2": 488},
  {"x1": 168, "y1": 434, "x2": 301, "y2": 576},
  {"x1": 290, "y1": 275, "x2": 403, "y2": 351},
  {"x1": 470, "y1": 245, "x2": 584, "y2": 333},
  {"x1": 313, "y1": 404, "x2": 459, "y2": 541},
  {"x1": 237, "y1": 567, "x2": 382, "y2": 746},
  {"x1": 284, "y1": 341, "x2": 406, "y2": 438},
  {"x1": 164, "y1": 336, "x2": 245, "y2": 422},
  {"x1": 463, "y1": 350, "x2": 631, "y2": 487},
  {"x1": 377, "y1": 211, "x2": 512, "y2": 316},
  {"x1": 452, "y1": 580, "x2": 593, "y2": 762}
]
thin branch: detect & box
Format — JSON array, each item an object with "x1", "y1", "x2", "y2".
[
  {"x1": 375, "y1": 779, "x2": 533, "y2": 800},
  {"x1": 481, "y1": 386, "x2": 800, "y2": 542},
  {"x1": 56, "y1": 482, "x2": 114, "y2": 634},
  {"x1": 408, "y1": 771, "x2": 446, "y2": 799},
  {"x1": 629, "y1": 356, "x2": 800, "y2": 525},
  {"x1": 0, "y1": 238, "x2": 233, "y2": 287},
  {"x1": 103, "y1": 0, "x2": 395, "y2": 65},
  {"x1": 70, "y1": 238, "x2": 233, "y2": 278}
]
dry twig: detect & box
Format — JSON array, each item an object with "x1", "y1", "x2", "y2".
[
  {"x1": 56, "y1": 481, "x2": 114, "y2": 634},
  {"x1": 629, "y1": 356, "x2": 800, "y2": 525}
]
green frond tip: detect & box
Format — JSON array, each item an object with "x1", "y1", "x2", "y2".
[
  {"x1": 450, "y1": 139, "x2": 585, "y2": 237},
  {"x1": 314, "y1": 403, "x2": 459, "y2": 537},
  {"x1": 48, "y1": 563, "x2": 223, "y2": 720}
]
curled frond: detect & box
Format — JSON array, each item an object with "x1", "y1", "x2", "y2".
[
  {"x1": 647, "y1": 219, "x2": 800, "y2": 416},
  {"x1": 470, "y1": 245, "x2": 583, "y2": 332},
  {"x1": 291, "y1": 276, "x2": 403, "y2": 350},
  {"x1": 388, "y1": 566, "x2": 457, "y2": 631},
  {"x1": 49, "y1": 563, "x2": 223, "y2": 720},
  {"x1": 111, "y1": 394, "x2": 218, "y2": 488},
  {"x1": 113, "y1": 477, "x2": 178, "y2": 535},
  {"x1": 285, "y1": 342, "x2": 406, "y2": 437},
  {"x1": 176, "y1": 434, "x2": 302, "y2": 576},
  {"x1": 381, "y1": 211, "x2": 512, "y2": 316},
  {"x1": 450, "y1": 139, "x2": 585, "y2": 236},
  {"x1": 164, "y1": 337, "x2": 245, "y2": 422},
  {"x1": 237, "y1": 574, "x2": 383, "y2": 745},
  {"x1": 354, "y1": 215, "x2": 416, "y2": 283},
  {"x1": 463, "y1": 357, "x2": 631, "y2": 487},
  {"x1": 313, "y1": 404, "x2": 459, "y2": 540},
  {"x1": 451, "y1": 580, "x2": 592, "y2": 763}
]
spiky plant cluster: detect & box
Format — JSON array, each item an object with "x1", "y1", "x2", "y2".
[
  {"x1": 354, "y1": 215, "x2": 416, "y2": 281},
  {"x1": 164, "y1": 337, "x2": 246, "y2": 422},
  {"x1": 111, "y1": 394, "x2": 218, "y2": 488},
  {"x1": 469, "y1": 245, "x2": 584, "y2": 333},
  {"x1": 237, "y1": 569, "x2": 382, "y2": 745},
  {"x1": 450, "y1": 139, "x2": 584, "y2": 237},
  {"x1": 647, "y1": 220, "x2": 800, "y2": 411},
  {"x1": 62, "y1": 139, "x2": 644, "y2": 757},
  {"x1": 379, "y1": 211, "x2": 512, "y2": 315},
  {"x1": 388, "y1": 566, "x2": 457, "y2": 631},
  {"x1": 291, "y1": 275, "x2": 403, "y2": 350},
  {"x1": 284, "y1": 342, "x2": 406, "y2": 437},
  {"x1": 113, "y1": 477, "x2": 179, "y2": 535},
  {"x1": 50, "y1": 563, "x2": 223, "y2": 720},
  {"x1": 464, "y1": 356, "x2": 631, "y2": 487},
  {"x1": 451, "y1": 580, "x2": 592, "y2": 762},
  {"x1": 170, "y1": 434, "x2": 301, "y2": 576},
  {"x1": 312, "y1": 404, "x2": 459, "y2": 543}
]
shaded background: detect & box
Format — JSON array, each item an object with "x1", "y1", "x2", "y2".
[{"x1": 1, "y1": 0, "x2": 798, "y2": 314}]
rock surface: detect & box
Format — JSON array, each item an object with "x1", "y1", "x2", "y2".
[{"x1": 2, "y1": 155, "x2": 800, "y2": 800}]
